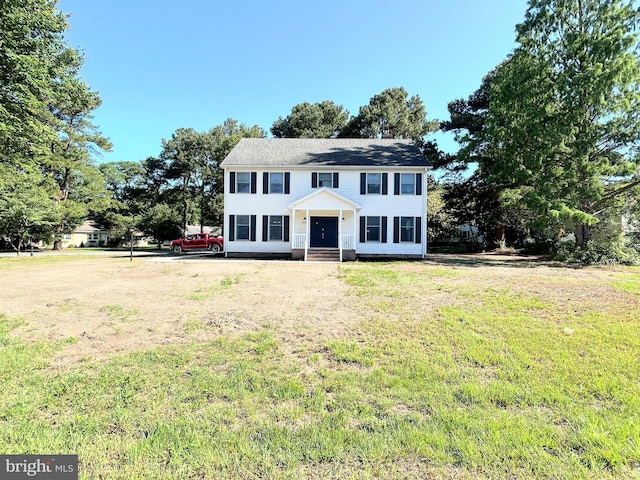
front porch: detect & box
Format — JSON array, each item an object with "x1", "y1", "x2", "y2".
[{"x1": 288, "y1": 188, "x2": 361, "y2": 262}]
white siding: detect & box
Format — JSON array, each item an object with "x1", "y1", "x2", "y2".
[{"x1": 224, "y1": 167, "x2": 427, "y2": 256}]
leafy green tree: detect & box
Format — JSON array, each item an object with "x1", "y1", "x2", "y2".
[
  {"x1": 480, "y1": 0, "x2": 640, "y2": 247},
  {"x1": 160, "y1": 119, "x2": 264, "y2": 233},
  {"x1": 95, "y1": 161, "x2": 147, "y2": 245},
  {"x1": 440, "y1": 72, "x2": 494, "y2": 171},
  {"x1": 341, "y1": 87, "x2": 438, "y2": 140},
  {"x1": 426, "y1": 175, "x2": 457, "y2": 244},
  {"x1": 271, "y1": 101, "x2": 349, "y2": 138},
  {"x1": 45, "y1": 71, "x2": 111, "y2": 248},
  {"x1": 0, "y1": 0, "x2": 110, "y2": 249},
  {"x1": 0, "y1": 0, "x2": 67, "y2": 160},
  {"x1": 137, "y1": 204, "x2": 182, "y2": 249},
  {"x1": 0, "y1": 165, "x2": 57, "y2": 255}
]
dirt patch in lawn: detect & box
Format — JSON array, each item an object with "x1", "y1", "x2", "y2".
[
  {"x1": 1, "y1": 256, "x2": 360, "y2": 366},
  {"x1": 0, "y1": 253, "x2": 636, "y2": 367}
]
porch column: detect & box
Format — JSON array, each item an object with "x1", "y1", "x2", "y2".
[
  {"x1": 305, "y1": 208, "x2": 309, "y2": 262},
  {"x1": 353, "y1": 209, "x2": 357, "y2": 259},
  {"x1": 339, "y1": 208, "x2": 343, "y2": 262},
  {"x1": 292, "y1": 208, "x2": 296, "y2": 252}
]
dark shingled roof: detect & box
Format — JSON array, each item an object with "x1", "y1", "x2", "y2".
[{"x1": 220, "y1": 138, "x2": 430, "y2": 168}]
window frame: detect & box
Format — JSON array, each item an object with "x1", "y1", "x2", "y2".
[
  {"x1": 235, "y1": 214, "x2": 251, "y2": 240},
  {"x1": 318, "y1": 172, "x2": 333, "y2": 188},
  {"x1": 400, "y1": 173, "x2": 415, "y2": 195},
  {"x1": 236, "y1": 172, "x2": 251, "y2": 194},
  {"x1": 312, "y1": 172, "x2": 339, "y2": 189},
  {"x1": 269, "y1": 172, "x2": 284, "y2": 194},
  {"x1": 400, "y1": 216, "x2": 415, "y2": 242},
  {"x1": 367, "y1": 173, "x2": 382, "y2": 194},
  {"x1": 268, "y1": 215, "x2": 283, "y2": 241},
  {"x1": 366, "y1": 216, "x2": 381, "y2": 242}
]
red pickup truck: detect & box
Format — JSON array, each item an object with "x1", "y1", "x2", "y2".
[{"x1": 170, "y1": 233, "x2": 224, "y2": 254}]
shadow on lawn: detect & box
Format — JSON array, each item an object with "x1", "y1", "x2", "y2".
[{"x1": 423, "y1": 252, "x2": 579, "y2": 269}]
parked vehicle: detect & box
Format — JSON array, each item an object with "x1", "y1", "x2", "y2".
[{"x1": 170, "y1": 233, "x2": 224, "y2": 254}]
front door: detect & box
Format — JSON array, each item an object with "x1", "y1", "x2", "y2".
[{"x1": 310, "y1": 217, "x2": 338, "y2": 248}]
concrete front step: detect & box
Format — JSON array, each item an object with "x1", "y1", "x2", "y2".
[{"x1": 306, "y1": 249, "x2": 341, "y2": 262}]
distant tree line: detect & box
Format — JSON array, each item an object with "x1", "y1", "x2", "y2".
[{"x1": 1, "y1": 0, "x2": 639, "y2": 263}]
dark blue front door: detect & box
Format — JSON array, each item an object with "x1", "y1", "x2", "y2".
[{"x1": 310, "y1": 217, "x2": 338, "y2": 248}]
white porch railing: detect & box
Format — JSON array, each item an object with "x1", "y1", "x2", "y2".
[
  {"x1": 341, "y1": 234, "x2": 355, "y2": 250},
  {"x1": 293, "y1": 234, "x2": 306, "y2": 249}
]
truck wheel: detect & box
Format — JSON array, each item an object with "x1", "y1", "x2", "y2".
[
  {"x1": 210, "y1": 243, "x2": 221, "y2": 253},
  {"x1": 172, "y1": 245, "x2": 182, "y2": 254}
]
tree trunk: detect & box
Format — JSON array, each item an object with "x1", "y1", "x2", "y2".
[
  {"x1": 200, "y1": 183, "x2": 205, "y2": 233},
  {"x1": 53, "y1": 224, "x2": 64, "y2": 250},
  {"x1": 574, "y1": 224, "x2": 591, "y2": 248},
  {"x1": 493, "y1": 222, "x2": 506, "y2": 248},
  {"x1": 182, "y1": 176, "x2": 189, "y2": 234}
]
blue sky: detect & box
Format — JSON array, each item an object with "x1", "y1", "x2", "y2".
[{"x1": 57, "y1": 0, "x2": 529, "y2": 163}]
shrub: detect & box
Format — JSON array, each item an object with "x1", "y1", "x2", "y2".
[{"x1": 554, "y1": 239, "x2": 640, "y2": 265}]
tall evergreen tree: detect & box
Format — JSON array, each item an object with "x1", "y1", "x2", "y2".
[
  {"x1": 481, "y1": 0, "x2": 640, "y2": 246},
  {"x1": 0, "y1": 0, "x2": 110, "y2": 253},
  {"x1": 340, "y1": 87, "x2": 438, "y2": 141},
  {"x1": 271, "y1": 101, "x2": 349, "y2": 138}
]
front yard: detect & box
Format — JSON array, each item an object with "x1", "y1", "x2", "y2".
[{"x1": 0, "y1": 255, "x2": 638, "y2": 479}]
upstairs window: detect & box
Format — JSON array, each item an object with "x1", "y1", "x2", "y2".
[
  {"x1": 393, "y1": 173, "x2": 422, "y2": 196},
  {"x1": 270, "y1": 173, "x2": 283, "y2": 193},
  {"x1": 263, "y1": 172, "x2": 290, "y2": 194},
  {"x1": 368, "y1": 173, "x2": 381, "y2": 194},
  {"x1": 360, "y1": 173, "x2": 388, "y2": 195},
  {"x1": 318, "y1": 173, "x2": 333, "y2": 187},
  {"x1": 229, "y1": 172, "x2": 257, "y2": 194},
  {"x1": 237, "y1": 173, "x2": 251, "y2": 193},
  {"x1": 312, "y1": 172, "x2": 339, "y2": 188}
]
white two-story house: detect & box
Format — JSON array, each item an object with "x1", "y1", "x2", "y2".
[{"x1": 220, "y1": 138, "x2": 431, "y2": 261}]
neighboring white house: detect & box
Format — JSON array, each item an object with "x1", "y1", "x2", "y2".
[
  {"x1": 220, "y1": 138, "x2": 431, "y2": 261},
  {"x1": 453, "y1": 224, "x2": 484, "y2": 245}
]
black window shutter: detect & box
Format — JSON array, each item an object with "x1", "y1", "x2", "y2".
[
  {"x1": 250, "y1": 215, "x2": 256, "y2": 241},
  {"x1": 382, "y1": 216, "x2": 388, "y2": 243},
  {"x1": 360, "y1": 173, "x2": 366, "y2": 195},
  {"x1": 284, "y1": 172, "x2": 290, "y2": 194},
  {"x1": 311, "y1": 172, "x2": 318, "y2": 188},
  {"x1": 229, "y1": 215, "x2": 235, "y2": 241},
  {"x1": 263, "y1": 172, "x2": 269, "y2": 194},
  {"x1": 333, "y1": 172, "x2": 339, "y2": 188},
  {"x1": 415, "y1": 217, "x2": 422, "y2": 244},
  {"x1": 393, "y1": 217, "x2": 400, "y2": 243},
  {"x1": 394, "y1": 173, "x2": 400, "y2": 195},
  {"x1": 229, "y1": 172, "x2": 236, "y2": 193},
  {"x1": 382, "y1": 173, "x2": 388, "y2": 195},
  {"x1": 284, "y1": 216, "x2": 290, "y2": 242},
  {"x1": 250, "y1": 172, "x2": 257, "y2": 194},
  {"x1": 416, "y1": 173, "x2": 422, "y2": 196},
  {"x1": 359, "y1": 216, "x2": 366, "y2": 242},
  {"x1": 262, "y1": 215, "x2": 268, "y2": 241}
]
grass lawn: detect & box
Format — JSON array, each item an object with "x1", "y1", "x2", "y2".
[{"x1": 0, "y1": 257, "x2": 639, "y2": 479}]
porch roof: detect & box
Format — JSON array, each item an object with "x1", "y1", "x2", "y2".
[{"x1": 288, "y1": 187, "x2": 361, "y2": 211}]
